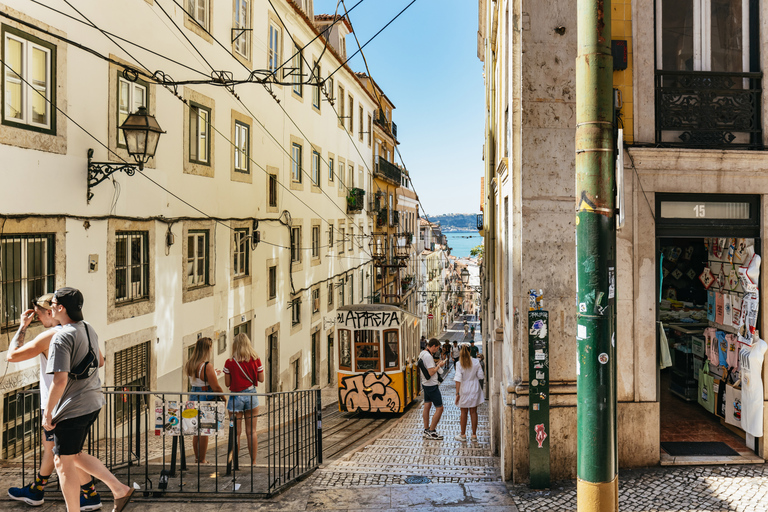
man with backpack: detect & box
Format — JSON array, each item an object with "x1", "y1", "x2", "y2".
[{"x1": 418, "y1": 339, "x2": 447, "y2": 440}]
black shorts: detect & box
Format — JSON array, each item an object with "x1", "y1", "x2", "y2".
[
  {"x1": 423, "y1": 385, "x2": 443, "y2": 408},
  {"x1": 53, "y1": 410, "x2": 100, "y2": 456}
]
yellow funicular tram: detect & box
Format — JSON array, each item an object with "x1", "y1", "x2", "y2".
[{"x1": 336, "y1": 304, "x2": 420, "y2": 413}]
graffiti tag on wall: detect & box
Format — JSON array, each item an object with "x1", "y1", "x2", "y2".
[
  {"x1": 340, "y1": 370, "x2": 401, "y2": 413},
  {"x1": 336, "y1": 310, "x2": 401, "y2": 329}
]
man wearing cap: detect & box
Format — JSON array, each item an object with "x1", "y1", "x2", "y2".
[
  {"x1": 6, "y1": 294, "x2": 103, "y2": 510},
  {"x1": 44, "y1": 287, "x2": 134, "y2": 512}
]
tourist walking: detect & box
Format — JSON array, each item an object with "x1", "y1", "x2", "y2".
[
  {"x1": 43, "y1": 287, "x2": 134, "y2": 512},
  {"x1": 6, "y1": 294, "x2": 102, "y2": 510},
  {"x1": 185, "y1": 337, "x2": 224, "y2": 464},
  {"x1": 451, "y1": 340, "x2": 460, "y2": 368},
  {"x1": 223, "y1": 333, "x2": 264, "y2": 464},
  {"x1": 454, "y1": 344, "x2": 485, "y2": 442},
  {"x1": 418, "y1": 339, "x2": 447, "y2": 440}
]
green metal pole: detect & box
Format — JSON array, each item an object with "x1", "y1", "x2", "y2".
[{"x1": 575, "y1": 0, "x2": 617, "y2": 510}]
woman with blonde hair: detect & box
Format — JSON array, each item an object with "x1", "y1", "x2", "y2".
[
  {"x1": 454, "y1": 344, "x2": 484, "y2": 442},
  {"x1": 185, "y1": 337, "x2": 223, "y2": 464},
  {"x1": 223, "y1": 333, "x2": 264, "y2": 464}
]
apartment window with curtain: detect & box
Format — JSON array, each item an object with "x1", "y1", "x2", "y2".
[
  {"x1": 268, "y1": 173, "x2": 278, "y2": 207},
  {"x1": 187, "y1": 230, "x2": 209, "y2": 288},
  {"x1": 338, "y1": 228, "x2": 345, "y2": 253},
  {"x1": 367, "y1": 113, "x2": 372, "y2": 146},
  {"x1": 348, "y1": 96, "x2": 354, "y2": 132},
  {"x1": 358, "y1": 106, "x2": 364, "y2": 141},
  {"x1": 189, "y1": 102, "x2": 210, "y2": 165},
  {"x1": 291, "y1": 142, "x2": 302, "y2": 183},
  {"x1": 338, "y1": 161, "x2": 344, "y2": 190},
  {"x1": 186, "y1": 0, "x2": 209, "y2": 29},
  {"x1": 233, "y1": 0, "x2": 251, "y2": 59},
  {"x1": 328, "y1": 223, "x2": 334, "y2": 247},
  {"x1": 311, "y1": 226, "x2": 320, "y2": 258},
  {"x1": 268, "y1": 20, "x2": 281, "y2": 72},
  {"x1": 1, "y1": 234, "x2": 55, "y2": 330},
  {"x1": 2, "y1": 27, "x2": 56, "y2": 132},
  {"x1": 348, "y1": 163, "x2": 354, "y2": 188},
  {"x1": 268, "y1": 265, "x2": 277, "y2": 300},
  {"x1": 234, "y1": 121, "x2": 249, "y2": 173},
  {"x1": 233, "y1": 228, "x2": 249, "y2": 278},
  {"x1": 338, "y1": 84, "x2": 345, "y2": 127},
  {"x1": 118, "y1": 77, "x2": 147, "y2": 147},
  {"x1": 291, "y1": 297, "x2": 301, "y2": 325},
  {"x1": 312, "y1": 61, "x2": 321, "y2": 109},
  {"x1": 328, "y1": 157, "x2": 335, "y2": 182},
  {"x1": 327, "y1": 282, "x2": 334, "y2": 307}
]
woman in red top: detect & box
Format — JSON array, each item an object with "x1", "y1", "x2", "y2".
[{"x1": 223, "y1": 333, "x2": 264, "y2": 464}]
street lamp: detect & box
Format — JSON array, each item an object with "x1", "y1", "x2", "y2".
[
  {"x1": 460, "y1": 268, "x2": 470, "y2": 285},
  {"x1": 87, "y1": 107, "x2": 165, "y2": 203}
]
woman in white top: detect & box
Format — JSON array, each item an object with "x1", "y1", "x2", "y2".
[
  {"x1": 454, "y1": 344, "x2": 484, "y2": 442},
  {"x1": 185, "y1": 337, "x2": 223, "y2": 464}
]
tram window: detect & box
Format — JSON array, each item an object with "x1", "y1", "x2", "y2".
[
  {"x1": 354, "y1": 330, "x2": 380, "y2": 371},
  {"x1": 383, "y1": 329, "x2": 399, "y2": 368},
  {"x1": 339, "y1": 329, "x2": 352, "y2": 370}
]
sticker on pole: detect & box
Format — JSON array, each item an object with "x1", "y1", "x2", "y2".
[
  {"x1": 598, "y1": 353, "x2": 609, "y2": 364},
  {"x1": 577, "y1": 325, "x2": 587, "y2": 339}
]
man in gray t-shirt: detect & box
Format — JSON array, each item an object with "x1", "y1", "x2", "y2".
[{"x1": 44, "y1": 288, "x2": 134, "y2": 512}]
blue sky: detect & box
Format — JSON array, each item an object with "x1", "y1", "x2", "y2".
[{"x1": 314, "y1": 0, "x2": 485, "y2": 216}]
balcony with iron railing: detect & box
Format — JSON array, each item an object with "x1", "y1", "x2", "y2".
[
  {"x1": 655, "y1": 70, "x2": 763, "y2": 149},
  {"x1": 374, "y1": 156, "x2": 402, "y2": 186}
]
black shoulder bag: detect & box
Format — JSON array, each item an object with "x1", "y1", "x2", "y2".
[{"x1": 69, "y1": 322, "x2": 98, "y2": 381}]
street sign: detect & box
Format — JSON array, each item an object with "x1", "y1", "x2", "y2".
[
  {"x1": 428, "y1": 313, "x2": 434, "y2": 319},
  {"x1": 528, "y1": 310, "x2": 550, "y2": 489}
]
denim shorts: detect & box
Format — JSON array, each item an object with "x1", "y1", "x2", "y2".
[
  {"x1": 190, "y1": 386, "x2": 216, "y2": 402},
  {"x1": 228, "y1": 387, "x2": 259, "y2": 412},
  {"x1": 423, "y1": 385, "x2": 443, "y2": 408}
]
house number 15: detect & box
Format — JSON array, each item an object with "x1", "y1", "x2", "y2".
[{"x1": 693, "y1": 204, "x2": 706, "y2": 218}]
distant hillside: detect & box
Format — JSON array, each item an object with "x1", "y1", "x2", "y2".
[{"x1": 425, "y1": 213, "x2": 480, "y2": 231}]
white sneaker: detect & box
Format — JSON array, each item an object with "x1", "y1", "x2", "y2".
[
  {"x1": 470, "y1": 435, "x2": 479, "y2": 442},
  {"x1": 455, "y1": 434, "x2": 467, "y2": 442}
]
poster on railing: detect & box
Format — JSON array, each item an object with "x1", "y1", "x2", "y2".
[{"x1": 155, "y1": 400, "x2": 225, "y2": 436}]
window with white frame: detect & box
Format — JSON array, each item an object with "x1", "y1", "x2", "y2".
[
  {"x1": 328, "y1": 157, "x2": 334, "y2": 182},
  {"x1": 291, "y1": 46, "x2": 303, "y2": 96},
  {"x1": 338, "y1": 228, "x2": 345, "y2": 253},
  {"x1": 348, "y1": 226, "x2": 354, "y2": 252},
  {"x1": 312, "y1": 61, "x2": 321, "y2": 109},
  {"x1": 312, "y1": 287, "x2": 320, "y2": 314},
  {"x1": 118, "y1": 77, "x2": 147, "y2": 147},
  {"x1": 290, "y1": 226, "x2": 301, "y2": 263},
  {"x1": 338, "y1": 161, "x2": 344, "y2": 190},
  {"x1": 311, "y1": 150, "x2": 320, "y2": 186},
  {"x1": 327, "y1": 282, "x2": 333, "y2": 307},
  {"x1": 0, "y1": 234, "x2": 54, "y2": 330},
  {"x1": 268, "y1": 20, "x2": 281, "y2": 73},
  {"x1": 656, "y1": 0, "x2": 752, "y2": 73},
  {"x1": 291, "y1": 297, "x2": 301, "y2": 325},
  {"x1": 2, "y1": 27, "x2": 55, "y2": 132},
  {"x1": 233, "y1": 228, "x2": 249, "y2": 277},
  {"x1": 367, "y1": 113, "x2": 372, "y2": 146},
  {"x1": 268, "y1": 265, "x2": 277, "y2": 300},
  {"x1": 189, "y1": 102, "x2": 210, "y2": 165},
  {"x1": 186, "y1": 0, "x2": 209, "y2": 29},
  {"x1": 348, "y1": 163, "x2": 354, "y2": 188},
  {"x1": 291, "y1": 142, "x2": 302, "y2": 183},
  {"x1": 338, "y1": 84, "x2": 345, "y2": 126},
  {"x1": 115, "y1": 231, "x2": 149, "y2": 304},
  {"x1": 268, "y1": 173, "x2": 278, "y2": 207},
  {"x1": 338, "y1": 278, "x2": 345, "y2": 306},
  {"x1": 233, "y1": 0, "x2": 251, "y2": 59},
  {"x1": 234, "y1": 121, "x2": 249, "y2": 173},
  {"x1": 328, "y1": 223, "x2": 334, "y2": 247},
  {"x1": 311, "y1": 226, "x2": 320, "y2": 258},
  {"x1": 187, "y1": 230, "x2": 209, "y2": 288}
]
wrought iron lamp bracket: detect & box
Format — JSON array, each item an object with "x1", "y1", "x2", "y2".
[{"x1": 87, "y1": 148, "x2": 140, "y2": 203}]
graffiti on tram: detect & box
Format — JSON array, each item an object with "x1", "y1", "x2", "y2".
[
  {"x1": 336, "y1": 310, "x2": 401, "y2": 329},
  {"x1": 340, "y1": 371, "x2": 401, "y2": 413}
]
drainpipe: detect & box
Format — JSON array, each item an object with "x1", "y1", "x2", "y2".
[{"x1": 575, "y1": 0, "x2": 617, "y2": 510}]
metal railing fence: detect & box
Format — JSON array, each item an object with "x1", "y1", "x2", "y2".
[{"x1": 11, "y1": 387, "x2": 322, "y2": 498}]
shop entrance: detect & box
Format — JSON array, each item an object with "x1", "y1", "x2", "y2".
[{"x1": 656, "y1": 194, "x2": 764, "y2": 465}]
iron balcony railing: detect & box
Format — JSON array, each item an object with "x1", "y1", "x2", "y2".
[
  {"x1": 346, "y1": 187, "x2": 365, "y2": 213},
  {"x1": 374, "y1": 156, "x2": 402, "y2": 186},
  {"x1": 10, "y1": 387, "x2": 321, "y2": 499},
  {"x1": 655, "y1": 70, "x2": 763, "y2": 149}
]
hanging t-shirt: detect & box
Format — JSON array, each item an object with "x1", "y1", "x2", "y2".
[
  {"x1": 739, "y1": 338, "x2": 767, "y2": 437},
  {"x1": 704, "y1": 327, "x2": 719, "y2": 364},
  {"x1": 717, "y1": 330, "x2": 728, "y2": 368},
  {"x1": 738, "y1": 252, "x2": 761, "y2": 293},
  {"x1": 722, "y1": 294, "x2": 733, "y2": 327},
  {"x1": 707, "y1": 291, "x2": 716, "y2": 321},
  {"x1": 738, "y1": 293, "x2": 759, "y2": 346},
  {"x1": 715, "y1": 293, "x2": 724, "y2": 324}
]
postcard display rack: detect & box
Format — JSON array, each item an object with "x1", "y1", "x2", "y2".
[{"x1": 661, "y1": 238, "x2": 762, "y2": 438}]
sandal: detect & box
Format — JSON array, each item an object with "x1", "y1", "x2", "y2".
[{"x1": 112, "y1": 487, "x2": 134, "y2": 512}]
